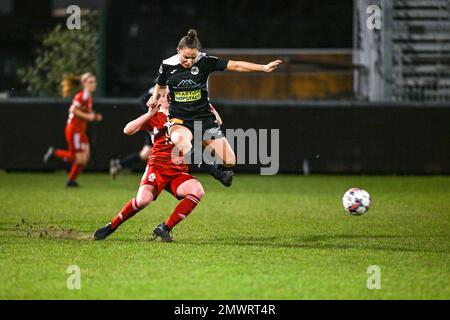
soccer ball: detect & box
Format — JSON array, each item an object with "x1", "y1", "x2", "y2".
[{"x1": 342, "y1": 188, "x2": 371, "y2": 216}]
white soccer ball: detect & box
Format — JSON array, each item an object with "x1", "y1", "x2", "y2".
[{"x1": 342, "y1": 188, "x2": 371, "y2": 216}]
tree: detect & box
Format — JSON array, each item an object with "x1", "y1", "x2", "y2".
[{"x1": 18, "y1": 13, "x2": 99, "y2": 97}]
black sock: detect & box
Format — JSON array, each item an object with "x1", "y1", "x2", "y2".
[
  {"x1": 119, "y1": 153, "x2": 142, "y2": 168},
  {"x1": 221, "y1": 164, "x2": 235, "y2": 172},
  {"x1": 199, "y1": 162, "x2": 216, "y2": 173}
]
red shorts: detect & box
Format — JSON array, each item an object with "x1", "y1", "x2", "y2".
[
  {"x1": 140, "y1": 165, "x2": 196, "y2": 200},
  {"x1": 65, "y1": 125, "x2": 89, "y2": 153}
]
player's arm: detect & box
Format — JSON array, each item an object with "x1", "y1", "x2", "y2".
[
  {"x1": 69, "y1": 104, "x2": 102, "y2": 122},
  {"x1": 147, "y1": 62, "x2": 168, "y2": 109},
  {"x1": 146, "y1": 84, "x2": 167, "y2": 108},
  {"x1": 146, "y1": 84, "x2": 168, "y2": 111},
  {"x1": 226, "y1": 60, "x2": 282, "y2": 72},
  {"x1": 123, "y1": 106, "x2": 159, "y2": 135}
]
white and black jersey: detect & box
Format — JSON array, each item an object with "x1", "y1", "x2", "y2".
[{"x1": 156, "y1": 53, "x2": 228, "y2": 123}]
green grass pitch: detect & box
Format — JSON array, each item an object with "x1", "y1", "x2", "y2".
[{"x1": 0, "y1": 171, "x2": 449, "y2": 299}]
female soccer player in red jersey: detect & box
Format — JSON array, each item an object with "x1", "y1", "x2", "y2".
[
  {"x1": 93, "y1": 94, "x2": 208, "y2": 242},
  {"x1": 44, "y1": 73, "x2": 102, "y2": 187},
  {"x1": 147, "y1": 29, "x2": 282, "y2": 186},
  {"x1": 109, "y1": 87, "x2": 224, "y2": 181}
]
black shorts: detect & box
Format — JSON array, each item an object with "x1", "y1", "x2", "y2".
[{"x1": 168, "y1": 114, "x2": 224, "y2": 142}]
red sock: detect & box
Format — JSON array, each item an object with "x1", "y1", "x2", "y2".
[
  {"x1": 165, "y1": 194, "x2": 200, "y2": 229},
  {"x1": 54, "y1": 149, "x2": 74, "y2": 162},
  {"x1": 68, "y1": 163, "x2": 84, "y2": 182},
  {"x1": 111, "y1": 198, "x2": 142, "y2": 229}
]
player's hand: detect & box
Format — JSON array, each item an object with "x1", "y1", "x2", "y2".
[
  {"x1": 88, "y1": 113, "x2": 96, "y2": 121},
  {"x1": 263, "y1": 60, "x2": 282, "y2": 72},
  {"x1": 89, "y1": 113, "x2": 102, "y2": 121},
  {"x1": 147, "y1": 104, "x2": 160, "y2": 117},
  {"x1": 95, "y1": 113, "x2": 103, "y2": 122},
  {"x1": 146, "y1": 96, "x2": 158, "y2": 109}
]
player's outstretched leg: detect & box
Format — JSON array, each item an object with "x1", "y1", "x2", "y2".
[
  {"x1": 53, "y1": 148, "x2": 75, "y2": 163},
  {"x1": 93, "y1": 222, "x2": 116, "y2": 240},
  {"x1": 93, "y1": 185, "x2": 154, "y2": 240},
  {"x1": 204, "y1": 137, "x2": 236, "y2": 187},
  {"x1": 45, "y1": 146, "x2": 76, "y2": 164},
  {"x1": 209, "y1": 162, "x2": 234, "y2": 187},
  {"x1": 153, "y1": 178, "x2": 204, "y2": 242}
]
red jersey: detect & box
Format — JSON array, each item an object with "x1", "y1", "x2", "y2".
[
  {"x1": 67, "y1": 90, "x2": 92, "y2": 132},
  {"x1": 140, "y1": 111, "x2": 189, "y2": 173}
]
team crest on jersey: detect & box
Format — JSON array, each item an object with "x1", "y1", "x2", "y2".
[
  {"x1": 191, "y1": 66, "x2": 199, "y2": 75},
  {"x1": 159, "y1": 65, "x2": 163, "y2": 74},
  {"x1": 148, "y1": 173, "x2": 156, "y2": 182}
]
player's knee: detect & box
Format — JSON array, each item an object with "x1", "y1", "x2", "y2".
[
  {"x1": 177, "y1": 138, "x2": 191, "y2": 151},
  {"x1": 137, "y1": 193, "x2": 153, "y2": 208},
  {"x1": 172, "y1": 132, "x2": 192, "y2": 152},
  {"x1": 171, "y1": 131, "x2": 182, "y2": 145},
  {"x1": 75, "y1": 156, "x2": 87, "y2": 166},
  {"x1": 139, "y1": 199, "x2": 151, "y2": 208},
  {"x1": 192, "y1": 183, "x2": 205, "y2": 199}
]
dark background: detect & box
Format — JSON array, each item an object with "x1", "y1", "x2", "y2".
[
  {"x1": 0, "y1": 0, "x2": 353, "y2": 96},
  {"x1": 1, "y1": 1, "x2": 448, "y2": 175},
  {"x1": 1, "y1": 99, "x2": 449, "y2": 174}
]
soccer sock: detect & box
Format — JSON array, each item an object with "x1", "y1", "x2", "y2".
[
  {"x1": 165, "y1": 194, "x2": 200, "y2": 229},
  {"x1": 221, "y1": 162, "x2": 236, "y2": 170},
  {"x1": 111, "y1": 198, "x2": 142, "y2": 229},
  {"x1": 119, "y1": 153, "x2": 142, "y2": 168},
  {"x1": 54, "y1": 149, "x2": 74, "y2": 162},
  {"x1": 204, "y1": 162, "x2": 235, "y2": 177},
  {"x1": 68, "y1": 163, "x2": 84, "y2": 182}
]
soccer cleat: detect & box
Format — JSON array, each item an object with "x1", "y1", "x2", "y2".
[
  {"x1": 65, "y1": 180, "x2": 79, "y2": 188},
  {"x1": 109, "y1": 159, "x2": 121, "y2": 180},
  {"x1": 220, "y1": 169, "x2": 234, "y2": 187},
  {"x1": 43, "y1": 146, "x2": 55, "y2": 164},
  {"x1": 152, "y1": 223, "x2": 174, "y2": 242},
  {"x1": 209, "y1": 163, "x2": 234, "y2": 187},
  {"x1": 93, "y1": 222, "x2": 116, "y2": 240}
]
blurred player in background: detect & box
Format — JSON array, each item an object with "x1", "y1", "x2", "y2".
[
  {"x1": 148, "y1": 29, "x2": 282, "y2": 187},
  {"x1": 61, "y1": 74, "x2": 81, "y2": 98},
  {"x1": 44, "y1": 72, "x2": 103, "y2": 187},
  {"x1": 93, "y1": 94, "x2": 204, "y2": 242}
]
